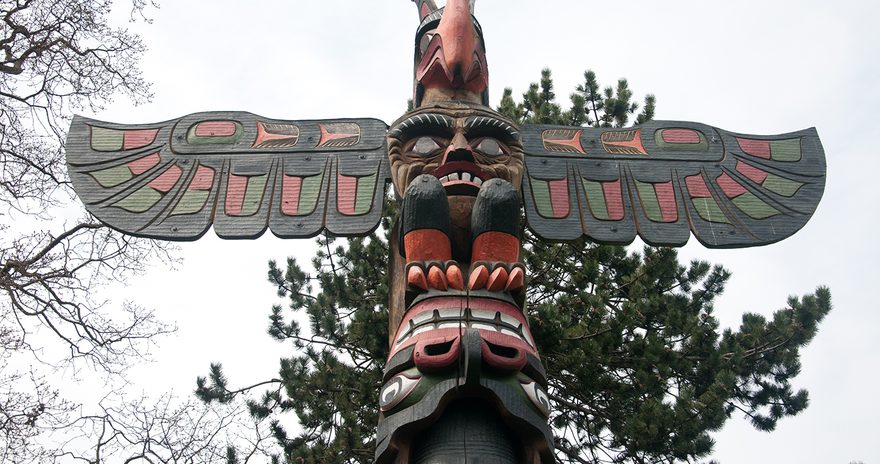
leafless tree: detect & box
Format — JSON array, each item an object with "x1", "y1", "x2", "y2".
[
  {"x1": 0, "y1": 1, "x2": 252, "y2": 462},
  {"x1": 0, "y1": 0, "x2": 175, "y2": 372}
]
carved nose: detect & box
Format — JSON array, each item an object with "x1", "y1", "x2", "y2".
[
  {"x1": 441, "y1": 147, "x2": 474, "y2": 164},
  {"x1": 441, "y1": 132, "x2": 473, "y2": 164}
]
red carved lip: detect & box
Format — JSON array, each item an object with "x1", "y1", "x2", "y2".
[{"x1": 431, "y1": 161, "x2": 492, "y2": 195}]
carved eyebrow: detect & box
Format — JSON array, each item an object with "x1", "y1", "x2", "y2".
[
  {"x1": 465, "y1": 116, "x2": 520, "y2": 140},
  {"x1": 388, "y1": 113, "x2": 454, "y2": 138}
]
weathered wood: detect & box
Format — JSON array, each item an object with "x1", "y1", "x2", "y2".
[{"x1": 66, "y1": 112, "x2": 391, "y2": 240}]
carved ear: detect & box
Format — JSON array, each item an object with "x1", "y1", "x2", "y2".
[{"x1": 413, "y1": 0, "x2": 440, "y2": 20}]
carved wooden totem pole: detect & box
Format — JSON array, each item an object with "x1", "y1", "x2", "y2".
[{"x1": 64, "y1": 0, "x2": 827, "y2": 462}]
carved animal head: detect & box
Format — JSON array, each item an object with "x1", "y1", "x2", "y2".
[{"x1": 412, "y1": 0, "x2": 489, "y2": 107}]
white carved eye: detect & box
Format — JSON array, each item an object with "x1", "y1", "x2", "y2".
[
  {"x1": 520, "y1": 380, "x2": 551, "y2": 417},
  {"x1": 474, "y1": 138, "x2": 504, "y2": 157},
  {"x1": 380, "y1": 373, "x2": 421, "y2": 412},
  {"x1": 410, "y1": 137, "x2": 442, "y2": 157}
]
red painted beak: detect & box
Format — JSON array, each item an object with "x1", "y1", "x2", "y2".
[{"x1": 416, "y1": 0, "x2": 488, "y2": 95}]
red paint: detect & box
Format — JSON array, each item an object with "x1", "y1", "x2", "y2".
[
  {"x1": 127, "y1": 152, "x2": 160, "y2": 175},
  {"x1": 419, "y1": 2, "x2": 431, "y2": 19},
  {"x1": 415, "y1": 0, "x2": 488, "y2": 95},
  {"x1": 194, "y1": 121, "x2": 237, "y2": 137},
  {"x1": 471, "y1": 231, "x2": 520, "y2": 262},
  {"x1": 481, "y1": 332, "x2": 527, "y2": 372},
  {"x1": 487, "y1": 267, "x2": 509, "y2": 293},
  {"x1": 655, "y1": 181, "x2": 678, "y2": 222},
  {"x1": 661, "y1": 129, "x2": 702, "y2": 144},
  {"x1": 336, "y1": 173, "x2": 357, "y2": 215},
  {"x1": 446, "y1": 265, "x2": 464, "y2": 291},
  {"x1": 468, "y1": 265, "x2": 489, "y2": 290},
  {"x1": 548, "y1": 178, "x2": 570, "y2": 218},
  {"x1": 716, "y1": 173, "x2": 747, "y2": 198},
  {"x1": 505, "y1": 267, "x2": 525, "y2": 292},
  {"x1": 685, "y1": 175, "x2": 711, "y2": 198},
  {"x1": 189, "y1": 166, "x2": 214, "y2": 190},
  {"x1": 427, "y1": 266, "x2": 448, "y2": 290},
  {"x1": 407, "y1": 266, "x2": 428, "y2": 291},
  {"x1": 736, "y1": 161, "x2": 769, "y2": 184},
  {"x1": 225, "y1": 174, "x2": 248, "y2": 216},
  {"x1": 604, "y1": 129, "x2": 647, "y2": 154},
  {"x1": 737, "y1": 138, "x2": 771, "y2": 159},
  {"x1": 281, "y1": 175, "x2": 303, "y2": 216},
  {"x1": 603, "y1": 179, "x2": 625, "y2": 221},
  {"x1": 391, "y1": 296, "x2": 535, "y2": 357},
  {"x1": 414, "y1": 334, "x2": 462, "y2": 372},
  {"x1": 148, "y1": 165, "x2": 182, "y2": 193},
  {"x1": 404, "y1": 229, "x2": 452, "y2": 261},
  {"x1": 123, "y1": 129, "x2": 159, "y2": 150},
  {"x1": 545, "y1": 130, "x2": 585, "y2": 154},
  {"x1": 319, "y1": 125, "x2": 357, "y2": 147}
]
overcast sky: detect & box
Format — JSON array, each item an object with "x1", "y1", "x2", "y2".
[{"x1": 85, "y1": 0, "x2": 880, "y2": 462}]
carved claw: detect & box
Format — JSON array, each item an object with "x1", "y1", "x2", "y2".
[
  {"x1": 468, "y1": 261, "x2": 526, "y2": 294},
  {"x1": 406, "y1": 261, "x2": 461, "y2": 292}
]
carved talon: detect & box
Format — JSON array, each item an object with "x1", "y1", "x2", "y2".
[
  {"x1": 406, "y1": 261, "x2": 462, "y2": 291},
  {"x1": 468, "y1": 264, "x2": 490, "y2": 290},
  {"x1": 487, "y1": 267, "x2": 509, "y2": 292},
  {"x1": 468, "y1": 261, "x2": 525, "y2": 293},
  {"x1": 427, "y1": 266, "x2": 447, "y2": 290},
  {"x1": 505, "y1": 266, "x2": 525, "y2": 292},
  {"x1": 446, "y1": 264, "x2": 465, "y2": 290},
  {"x1": 407, "y1": 265, "x2": 428, "y2": 290}
]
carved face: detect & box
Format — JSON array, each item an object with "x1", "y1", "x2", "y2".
[{"x1": 388, "y1": 106, "x2": 524, "y2": 199}]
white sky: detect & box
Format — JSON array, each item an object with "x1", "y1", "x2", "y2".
[{"x1": 83, "y1": 0, "x2": 880, "y2": 462}]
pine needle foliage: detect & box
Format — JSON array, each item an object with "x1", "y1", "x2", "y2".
[{"x1": 197, "y1": 70, "x2": 831, "y2": 464}]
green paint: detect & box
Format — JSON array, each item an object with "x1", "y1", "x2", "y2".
[
  {"x1": 90, "y1": 165, "x2": 132, "y2": 187},
  {"x1": 91, "y1": 127, "x2": 124, "y2": 151},
  {"x1": 693, "y1": 197, "x2": 729, "y2": 224},
  {"x1": 732, "y1": 192, "x2": 780, "y2": 219},
  {"x1": 240, "y1": 175, "x2": 268, "y2": 216},
  {"x1": 763, "y1": 174, "x2": 803, "y2": 197},
  {"x1": 354, "y1": 173, "x2": 377, "y2": 215},
  {"x1": 115, "y1": 186, "x2": 161, "y2": 213},
  {"x1": 582, "y1": 179, "x2": 608, "y2": 220},
  {"x1": 530, "y1": 177, "x2": 554, "y2": 218},
  {"x1": 770, "y1": 139, "x2": 802, "y2": 162},
  {"x1": 171, "y1": 190, "x2": 210, "y2": 216},
  {"x1": 636, "y1": 181, "x2": 662, "y2": 222},
  {"x1": 297, "y1": 174, "x2": 323, "y2": 216},
  {"x1": 186, "y1": 122, "x2": 243, "y2": 145}
]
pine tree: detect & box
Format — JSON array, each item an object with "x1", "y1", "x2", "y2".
[{"x1": 197, "y1": 69, "x2": 831, "y2": 464}]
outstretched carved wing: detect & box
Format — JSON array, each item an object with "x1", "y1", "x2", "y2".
[
  {"x1": 520, "y1": 121, "x2": 825, "y2": 248},
  {"x1": 66, "y1": 112, "x2": 390, "y2": 240}
]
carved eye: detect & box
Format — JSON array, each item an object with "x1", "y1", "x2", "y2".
[
  {"x1": 474, "y1": 138, "x2": 504, "y2": 157},
  {"x1": 520, "y1": 380, "x2": 551, "y2": 417},
  {"x1": 380, "y1": 373, "x2": 422, "y2": 412},
  {"x1": 410, "y1": 136, "x2": 442, "y2": 157},
  {"x1": 419, "y1": 32, "x2": 436, "y2": 57}
]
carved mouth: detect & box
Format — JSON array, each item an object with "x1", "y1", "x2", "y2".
[
  {"x1": 393, "y1": 306, "x2": 535, "y2": 352},
  {"x1": 430, "y1": 161, "x2": 491, "y2": 195}
]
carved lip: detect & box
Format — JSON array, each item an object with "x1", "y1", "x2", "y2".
[
  {"x1": 431, "y1": 161, "x2": 491, "y2": 195},
  {"x1": 393, "y1": 307, "x2": 535, "y2": 353}
]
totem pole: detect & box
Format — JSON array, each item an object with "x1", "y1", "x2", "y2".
[{"x1": 63, "y1": 0, "x2": 826, "y2": 462}]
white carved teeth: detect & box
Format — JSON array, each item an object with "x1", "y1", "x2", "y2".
[
  {"x1": 393, "y1": 308, "x2": 535, "y2": 353},
  {"x1": 438, "y1": 172, "x2": 484, "y2": 185}
]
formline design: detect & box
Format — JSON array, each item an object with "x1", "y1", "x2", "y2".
[{"x1": 64, "y1": 0, "x2": 826, "y2": 462}]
